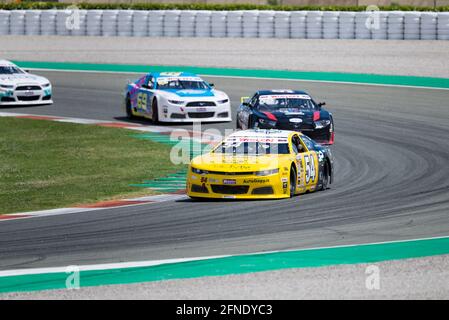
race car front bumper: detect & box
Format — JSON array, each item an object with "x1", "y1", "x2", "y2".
[
  {"x1": 160, "y1": 101, "x2": 232, "y2": 123},
  {"x1": 257, "y1": 121, "x2": 334, "y2": 145},
  {"x1": 0, "y1": 86, "x2": 53, "y2": 106},
  {"x1": 186, "y1": 169, "x2": 290, "y2": 199},
  {"x1": 306, "y1": 128, "x2": 334, "y2": 145}
]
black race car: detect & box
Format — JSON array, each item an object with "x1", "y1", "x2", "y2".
[{"x1": 236, "y1": 90, "x2": 334, "y2": 145}]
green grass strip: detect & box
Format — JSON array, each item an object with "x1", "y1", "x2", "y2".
[
  {"x1": 0, "y1": 118, "x2": 182, "y2": 214},
  {"x1": 1, "y1": 236, "x2": 449, "y2": 293},
  {"x1": 129, "y1": 133, "x2": 205, "y2": 190},
  {"x1": 14, "y1": 60, "x2": 449, "y2": 90}
]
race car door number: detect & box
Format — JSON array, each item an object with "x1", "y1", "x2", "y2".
[
  {"x1": 303, "y1": 154, "x2": 316, "y2": 184},
  {"x1": 137, "y1": 92, "x2": 148, "y2": 111}
]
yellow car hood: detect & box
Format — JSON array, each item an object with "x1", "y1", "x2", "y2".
[{"x1": 190, "y1": 153, "x2": 290, "y2": 172}]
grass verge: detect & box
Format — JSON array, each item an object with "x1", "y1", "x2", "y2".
[{"x1": 0, "y1": 117, "x2": 183, "y2": 214}]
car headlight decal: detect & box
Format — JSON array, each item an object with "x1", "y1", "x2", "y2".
[
  {"x1": 191, "y1": 167, "x2": 208, "y2": 175},
  {"x1": 168, "y1": 100, "x2": 184, "y2": 105},
  {"x1": 217, "y1": 99, "x2": 229, "y2": 104},
  {"x1": 254, "y1": 168, "x2": 279, "y2": 176},
  {"x1": 314, "y1": 120, "x2": 331, "y2": 129}
]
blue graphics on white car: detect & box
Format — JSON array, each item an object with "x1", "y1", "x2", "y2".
[
  {"x1": 0, "y1": 60, "x2": 53, "y2": 106},
  {"x1": 124, "y1": 72, "x2": 232, "y2": 123}
]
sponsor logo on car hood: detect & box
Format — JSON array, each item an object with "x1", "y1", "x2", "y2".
[
  {"x1": 258, "y1": 110, "x2": 314, "y2": 122},
  {"x1": 0, "y1": 74, "x2": 48, "y2": 86},
  {"x1": 163, "y1": 89, "x2": 215, "y2": 98},
  {"x1": 191, "y1": 154, "x2": 286, "y2": 172}
]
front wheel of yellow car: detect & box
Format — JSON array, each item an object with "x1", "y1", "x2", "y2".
[{"x1": 290, "y1": 166, "x2": 297, "y2": 198}]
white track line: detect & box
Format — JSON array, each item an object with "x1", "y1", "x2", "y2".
[
  {"x1": 0, "y1": 255, "x2": 230, "y2": 277},
  {"x1": 26, "y1": 67, "x2": 449, "y2": 91},
  {"x1": 1, "y1": 234, "x2": 449, "y2": 278},
  {"x1": 126, "y1": 194, "x2": 188, "y2": 202}
]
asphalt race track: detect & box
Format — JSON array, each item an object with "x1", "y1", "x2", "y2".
[{"x1": 0, "y1": 71, "x2": 448, "y2": 270}]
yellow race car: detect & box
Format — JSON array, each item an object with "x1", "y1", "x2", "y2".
[{"x1": 187, "y1": 129, "x2": 334, "y2": 199}]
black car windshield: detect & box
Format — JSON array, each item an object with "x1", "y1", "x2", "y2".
[
  {"x1": 257, "y1": 95, "x2": 316, "y2": 112},
  {"x1": 0, "y1": 66, "x2": 24, "y2": 75},
  {"x1": 156, "y1": 79, "x2": 209, "y2": 90},
  {"x1": 214, "y1": 141, "x2": 290, "y2": 155}
]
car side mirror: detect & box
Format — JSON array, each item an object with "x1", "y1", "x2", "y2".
[
  {"x1": 317, "y1": 102, "x2": 326, "y2": 108},
  {"x1": 209, "y1": 83, "x2": 214, "y2": 87}
]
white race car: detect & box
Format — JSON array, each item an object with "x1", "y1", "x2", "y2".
[
  {"x1": 124, "y1": 72, "x2": 232, "y2": 123},
  {"x1": 0, "y1": 60, "x2": 53, "y2": 106}
]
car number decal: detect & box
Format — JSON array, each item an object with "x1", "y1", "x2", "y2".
[
  {"x1": 137, "y1": 92, "x2": 147, "y2": 111},
  {"x1": 304, "y1": 154, "x2": 316, "y2": 184}
]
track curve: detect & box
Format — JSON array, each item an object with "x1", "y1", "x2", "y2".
[{"x1": 0, "y1": 71, "x2": 448, "y2": 270}]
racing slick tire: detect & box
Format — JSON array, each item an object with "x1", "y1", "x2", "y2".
[
  {"x1": 290, "y1": 165, "x2": 297, "y2": 198},
  {"x1": 151, "y1": 98, "x2": 159, "y2": 124},
  {"x1": 320, "y1": 161, "x2": 330, "y2": 191},
  {"x1": 247, "y1": 115, "x2": 255, "y2": 130},
  {"x1": 236, "y1": 117, "x2": 241, "y2": 129},
  {"x1": 125, "y1": 95, "x2": 134, "y2": 119}
]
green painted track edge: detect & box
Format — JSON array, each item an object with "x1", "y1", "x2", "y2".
[
  {"x1": 13, "y1": 60, "x2": 449, "y2": 89},
  {"x1": 1, "y1": 236, "x2": 449, "y2": 293}
]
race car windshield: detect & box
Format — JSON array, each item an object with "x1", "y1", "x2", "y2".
[
  {"x1": 0, "y1": 66, "x2": 24, "y2": 75},
  {"x1": 257, "y1": 97, "x2": 316, "y2": 112},
  {"x1": 157, "y1": 79, "x2": 209, "y2": 90},
  {"x1": 214, "y1": 141, "x2": 290, "y2": 155}
]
